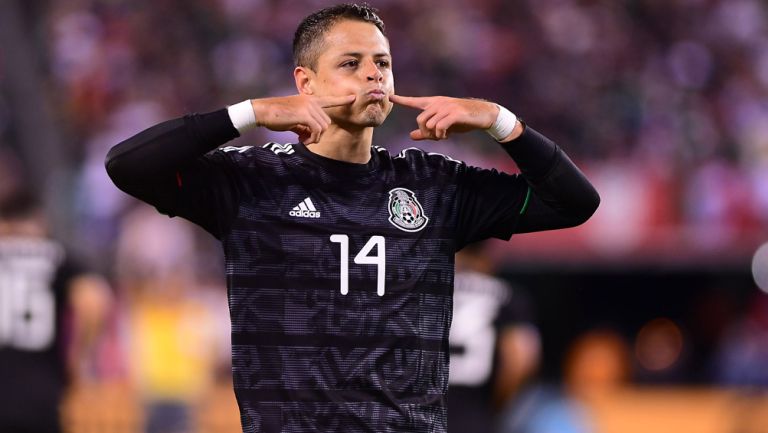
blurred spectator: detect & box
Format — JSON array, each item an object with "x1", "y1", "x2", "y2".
[
  {"x1": 115, "y1": 208, "x2": 225, "y2": 433},
  {"x1": 499, "y1": 386, "x2": 594, "y2": 433},
  {"x1": 126, "y1": 273, "x2": 221, "y2": 433},
  {"x1": 499, "y1": 328, "x2": 630, "y2": 433},
  {"x1": 564, "y1": 329, "x2": 632, "y2": 400},
  {"x1": 448, "y1": 241, "x2": 541, "y2": 433},
  {"x1": 0, "y1": 189, "x2": 112, "y2": 433},
  {"x1": 713, "y1": 292, "x2": 768, "y2": 387}
]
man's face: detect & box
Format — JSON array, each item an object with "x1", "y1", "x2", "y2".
[{"x1": 305, "y1": 19, "x2": 394, "y2": 127}]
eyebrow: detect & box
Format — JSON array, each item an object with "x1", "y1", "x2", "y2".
[{"x1": 338, "y1": 52, "x2": 391, "y2": 58}]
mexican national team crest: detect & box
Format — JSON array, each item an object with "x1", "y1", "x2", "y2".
[{"x1": 387, "y1": 188, "x2": 429, "y2": 232}]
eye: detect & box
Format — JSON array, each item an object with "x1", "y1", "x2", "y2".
[
  {"x1": 341, "y1": 60, "x2": 358, "y2": 68},
  {"x1": 377, "y1": 60, "x2": 391, "y2": 68}
]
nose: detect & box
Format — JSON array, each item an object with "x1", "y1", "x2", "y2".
[{"x1": 365, "y1": 60, "x2": 383, "y2": 82}]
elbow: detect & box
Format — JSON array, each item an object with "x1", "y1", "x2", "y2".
[
  {"x1": 571, "y1": 188, "x2": 601, "y2": 226},
  {"x1": 104, "y1": 144, "x2": 134, "y2": 192},
  {"x1": 104, "y1": 147, "x2": 115, "y2": 177},
  {"x1": 104, "y1": 146, "x2": 122, "y2": 185}
]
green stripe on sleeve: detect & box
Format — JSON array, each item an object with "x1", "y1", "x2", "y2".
[{"x1": 519, "y1": 186, "x2": 532, "y2": 215}]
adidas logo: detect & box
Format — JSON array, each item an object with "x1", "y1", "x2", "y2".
[
  {"x1": 263, "y1": 142, "x2": 295, "y2": 155},
  {"x1": 289, "y1": 197, "x2": 321, "y2": 218}
]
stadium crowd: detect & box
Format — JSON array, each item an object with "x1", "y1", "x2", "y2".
[
  {"x1": 1, "y1": 0, "x2": 768, "y2": 432},
  {"x1": 0, "y1": 0, "x2": 765, "y2": 263}
]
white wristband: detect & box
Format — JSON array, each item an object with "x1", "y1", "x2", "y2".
[
  {"x1": 227, "y1": 99, "x2": 257, "y2": 134},
  {"x1": 485, "y1": 104, "x2": 518, "y2": 141}
]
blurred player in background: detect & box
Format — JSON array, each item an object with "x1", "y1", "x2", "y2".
[
  {"x1": 105, "y1": 3, "x2": 598, "y2": 432},
  {"x1": 448, "y1": 241, "x2": 541, "y2": 433},
  {"x1": 0, "y1": 190, "x2": 111, "y2": 433}
]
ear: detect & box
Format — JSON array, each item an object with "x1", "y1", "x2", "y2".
[{"x1": 294, "y1": 66, "x2": 314, "y2": 95}]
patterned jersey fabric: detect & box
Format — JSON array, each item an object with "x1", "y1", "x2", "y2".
[{"x1": 167, "y1": 141, "x2": 529, "y2": 432}]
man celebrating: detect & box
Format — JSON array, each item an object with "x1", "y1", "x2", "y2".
[{"x1": 105, "y1": 3, "x2": 599, "y2": 432}]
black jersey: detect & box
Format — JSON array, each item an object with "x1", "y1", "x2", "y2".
[
  {"x1": 447, "y1": 271, "x2": 534, "y2": 433},
  {"x1": 168, "y1": 140, "x2": 529, "y2": 432},
  {"x1": 0, "y1": 237, "x2": 75, "y2": 432},
  {"x1": 105, "y1": 108, "x2": 599, "y2": 433}
]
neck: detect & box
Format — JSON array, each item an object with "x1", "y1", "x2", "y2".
[{"x1": 305, "y1": 124, "x2": 373, "y2": 164}]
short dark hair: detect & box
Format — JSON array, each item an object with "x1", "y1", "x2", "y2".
[
  {"x1": 0, "y1": 189, "x2": 40, "y2": 221},
  {"x1": 293, "y1": 3, "x2": 385, "y2": 70}
]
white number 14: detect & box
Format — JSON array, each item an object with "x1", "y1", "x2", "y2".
[{"x1": 329, "y1": 235, "x2": 386, "y2": 296}]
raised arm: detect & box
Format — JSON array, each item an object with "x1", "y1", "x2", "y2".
[
  {"x1": 105, "y1": 94, "x2": 356, "y2": 198},
  {"x1": 104, "y1": 109, "x2": 238, "y2": 197},
  {"x1": 389, "y1": 94, "x2": 600, "y2": 233},
  {"x1": 104, "y1": 95, "x2": 357, "y2": 235},
  {"x1": 501, "y1": 124, "x2": 599, "y2": 232},
  {"x1": 105, "y1": 108, "x2": 244, "y2": 237}
]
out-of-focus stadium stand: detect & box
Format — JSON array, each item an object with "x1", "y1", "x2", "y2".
[
  {"x1": 1, "y1": 0, "x2": 768, "y2": 432},
  {"x1": 2, "y1": 0, "x2": 767, "y2": 267}
]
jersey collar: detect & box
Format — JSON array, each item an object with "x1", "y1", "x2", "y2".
[{"x1": 292, "y1": 141, "x2": 380, "y2": 176}]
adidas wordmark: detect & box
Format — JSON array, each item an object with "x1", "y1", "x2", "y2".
[{"x1": 290, "y1": 197, "x2": 321, "y2": 218}]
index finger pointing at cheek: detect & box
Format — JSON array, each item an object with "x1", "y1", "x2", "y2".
[{"x1": 389, "y1": 95, "x2": 431, "y2": 110}]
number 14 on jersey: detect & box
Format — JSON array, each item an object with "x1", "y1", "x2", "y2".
[{"x1": 329, "y1": 235, "x2": 386, "y2": 296}]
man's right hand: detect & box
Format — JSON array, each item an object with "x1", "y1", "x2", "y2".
[{"x1": 250, "y1": 94, "x2": 356, "y2": 144}]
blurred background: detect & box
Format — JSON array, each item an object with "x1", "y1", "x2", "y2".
[{"x1": 1, "y1": 0, "x2": 768, "y2": 432}]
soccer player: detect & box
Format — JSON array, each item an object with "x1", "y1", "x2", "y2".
[
  {"x1": 448, "y1": 242, "x2": 541, "y2": 433},
  {"x1": 0, "y1": 190, "x2": 111, "y2": 433},
  {"x1": 105, "y1": 4, "x2": 599, "y2": 432}
]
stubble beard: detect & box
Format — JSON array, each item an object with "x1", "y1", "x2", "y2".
[
  {"x1": 332, "y1": 101, "x2": 391, "y2": 129},
  {"x1": 359, "y1": 102, "x2": 391, "y2": 127}
]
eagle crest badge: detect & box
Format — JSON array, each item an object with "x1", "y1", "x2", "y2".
[{"x1": 387, "y1": 188, "x2": 429, "y2": 232}]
